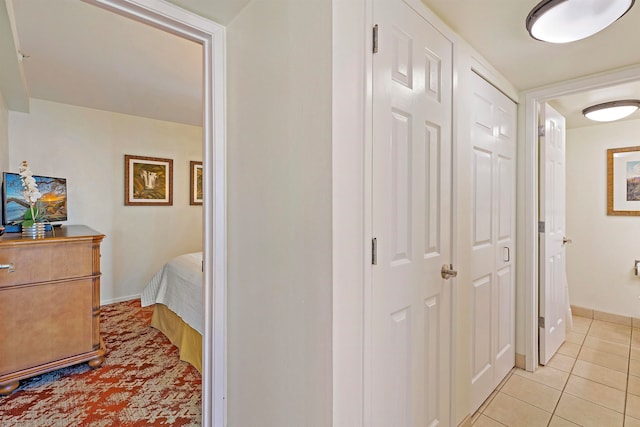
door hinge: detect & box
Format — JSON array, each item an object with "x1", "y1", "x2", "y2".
[
  {"x1": 538, "y1": 221, "x2": 545, "y2": 233},
  {"x1": 372, "y1": 237, "x2": 378, "y2": 265},
  {"x1": 538, "y1": 124, "x2": 545, "y2": 137},
  {"x1": 372, "y1": 24, "x2": 379, "y2": 54},
  {"x1": 539, "y1": 316, "x2": 545, "y2": 328}
]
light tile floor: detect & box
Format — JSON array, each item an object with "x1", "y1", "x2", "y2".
[{"x1": 471, "y1": 315, "x2": 640, "y2": 427}]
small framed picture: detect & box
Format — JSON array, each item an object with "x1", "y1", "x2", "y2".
[
  {"x1": 607, "y1": 146, "x2": 640, "y2": 215},
  {"x1": 190, "y1": 161, "x2": 203, "y2": 205},
  {"x1": 124, "y1": 155, "x2": 173, "y2": 206}
]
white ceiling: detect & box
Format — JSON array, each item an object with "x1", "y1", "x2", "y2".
[
  {"x1": 421, "y1": 0, "x2": 640, "y2": 91},
  {"x1": 9, "y1": 0, "x2": 203, "y2": 126},
  {"x1": 3, "y1": 0, "x2": 640, "y2": 129},
  {"x1": 421, "y1": 0, "x2": 640, "y2": 128}
]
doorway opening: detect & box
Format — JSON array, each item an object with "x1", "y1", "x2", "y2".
[
  {"x1": 82, "y1": 1, "x2": 227, "y2": 426},
  {"x1": 523, "y1": 64, "x2": 640, "y2": 370}
]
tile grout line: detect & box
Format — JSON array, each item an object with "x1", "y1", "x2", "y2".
[
  {"x1": 475, "y1": 317, "x2": 635, "y2": 426},
  {"x1": 545, "y1": 317, "x2": 591, "y2": 427},
  {"x1": 473, "y1": 369, "x2": 513, "y2": 426},
  {"x1": 624, "y1": 328, "x2": 635, "y2": 426},
  {"x1": 475, "y1": 367, "x2": 554, "y2": 425},
  {"x1": 571, "y1": 318, "x2": 634, "y2": 425},
  {"x1": 477, "y1": 410, "x2": 509, "y2": 427}
]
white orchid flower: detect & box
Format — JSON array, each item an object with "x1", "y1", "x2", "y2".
[{"x1": 18, "y1": 161, "x2": 42, "y2": 226}]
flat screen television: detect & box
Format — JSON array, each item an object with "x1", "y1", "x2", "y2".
[{"x1": 2, "y1": 172, "x2": 68, "y2": 225}]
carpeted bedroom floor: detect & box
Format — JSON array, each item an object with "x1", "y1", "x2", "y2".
[{"x1": 0, "y1": 299, "x2": 202, "y2": 426}]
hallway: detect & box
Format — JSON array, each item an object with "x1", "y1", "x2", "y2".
[{"x1": 472, "y1": 314, "x2": 640, "y2": 426}]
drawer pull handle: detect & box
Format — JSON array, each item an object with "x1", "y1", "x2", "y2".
[{"x1": 0, "y1": 263, "x2": 15, "y2": 273}]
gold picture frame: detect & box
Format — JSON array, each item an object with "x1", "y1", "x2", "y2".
[
  {"x1": 190, "y1": 161, "x2": 203, "y2": 205},
  {"x1": 607, "y1": 146, "x2": 640, "y2": 216},
  {"x1": 124, "y1": 155, "x2": 173, "y2": 206}
]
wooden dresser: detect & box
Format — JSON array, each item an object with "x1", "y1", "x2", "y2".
[{"x1": 0, "y1": 225, "x2": 105, "y2": 395}]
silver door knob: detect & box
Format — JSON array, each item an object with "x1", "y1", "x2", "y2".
[{"x1": 441, "y1": 264, "x2": 458, "y2": 280}]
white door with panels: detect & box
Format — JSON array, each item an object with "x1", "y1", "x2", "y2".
[
  {"x1": 539, "y1": 103, "x2": 567, "y2": 365},
  {"x1": 469, "y1": 72, "x2": 517, "y2": 413},
  {"x1": 369, "y1": 0, "x2": 454, "y2": 425}
]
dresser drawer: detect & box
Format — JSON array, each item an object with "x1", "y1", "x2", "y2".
[
  {"x1": 0, "y1": 240, "x2": 96, "y2": 286},
  {"x1": 0, "y1": 278, "x2": 95, "y2": 375}
]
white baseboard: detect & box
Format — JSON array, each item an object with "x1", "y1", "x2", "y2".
[{"x1": 101, "y1": 294, "x2": 141, "y2": 306}]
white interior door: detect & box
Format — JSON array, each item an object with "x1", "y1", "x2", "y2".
[
  {"x1": 369, "y1": 0, "x2": 453, "y2": 425},
  {"x1": 539, "y1": 103, "x2": 567, "y2": 365},
  {"x1": 469, "y1": 72, "x2": 517, "y2": 413}
]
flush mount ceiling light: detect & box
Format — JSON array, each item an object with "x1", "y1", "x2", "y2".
[
  {"x1": 526, "y1": 0, "x2": 635, "y2": 43},
  {"x1": 582, "y1": 100, "x2": 640, "y2": 122}
]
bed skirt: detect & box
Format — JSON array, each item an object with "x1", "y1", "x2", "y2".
[{"x1": 150, "y1": 303, "x2": 202, "y2": 374}]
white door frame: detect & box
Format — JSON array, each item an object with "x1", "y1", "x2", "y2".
[
  {"x1": 83, "y1": 1, "x2": 226, "y2": 426},
  {"x1": 523, "y1": 64, "x2": 640, "y2": 371}
]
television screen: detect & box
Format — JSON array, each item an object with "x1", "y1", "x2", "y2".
[{"x1": 2, "y1": 172, "x2": 68, "y2": 225}]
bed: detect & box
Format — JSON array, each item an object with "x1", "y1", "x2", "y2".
[{"x1": 141, "y1": 252, "x2": 203, "y2": 373}]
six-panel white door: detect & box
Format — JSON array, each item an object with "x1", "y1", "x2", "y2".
[
  {"x1": 369, "y1": 0, "x2": 453, "y2": 425},
  {"x1": 469, "y1": 72, "x2": 517, "y2": 413},
  {"x1": 539, "y1": 102, "x2": 567, "y2": 365}
]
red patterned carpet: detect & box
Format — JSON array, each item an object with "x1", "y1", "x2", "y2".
[{"x1": 0, "y1": 299, "x2": 202, "y2": 426}]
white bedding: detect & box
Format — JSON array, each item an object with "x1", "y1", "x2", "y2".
[{"x1": 141, "y1": 252, "x2": 203, "y2": 335}]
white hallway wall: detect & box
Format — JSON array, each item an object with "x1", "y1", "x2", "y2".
[
  {"x1": 226, "y1": 0, "x2": 333, "y2": 425},
  {"x1": 566, "y1": 118, "x2": 640, "y2": 318},
  {"x1": 7, "y1": 98, "x2": 203, "y2": 303}
]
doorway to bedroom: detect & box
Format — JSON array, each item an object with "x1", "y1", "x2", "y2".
[
  {"x1": 80, "y1": 1, "x2": 226, "y2": 425},
  {"x1": 2, "y1": 0, "x2": 226, "y2": 425},
  {"x1": 83, "y1": 1, "x2": 227, "y2": 425}
]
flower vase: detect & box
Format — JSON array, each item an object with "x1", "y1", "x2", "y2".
[{"x1": 22, "y1": 223, "x2": 46, "y2": 238}]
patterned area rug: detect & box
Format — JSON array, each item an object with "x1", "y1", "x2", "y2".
[{"x1": 0, "y1": 299, "x2": 202, "y2": 426}]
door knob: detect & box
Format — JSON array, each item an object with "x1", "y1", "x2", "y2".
[
  {"x1": 562, "y1": 237, "x2": 572, "y2": 245},
  {"x1": 441, "y1": 264, "x2": 458, "y2": 280}
]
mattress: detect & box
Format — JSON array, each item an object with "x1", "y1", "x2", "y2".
[{"x1": 141, "y1": 252, "x2": 203, "y2": 335}]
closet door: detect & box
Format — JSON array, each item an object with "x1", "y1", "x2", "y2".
[
  {"x1": 469, "y1": 72, "x2": 517, "y2": 413},
  {"x1": 369, "y1": 0, "x2": 454, "y2": 425}
]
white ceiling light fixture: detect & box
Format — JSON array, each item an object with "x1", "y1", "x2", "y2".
[
  {"x1": 582, "y1": 100, "x2": 640, "y2": 122},
  {"x1": 526, "y1": 0, "x2": 635, "y2": 43}
]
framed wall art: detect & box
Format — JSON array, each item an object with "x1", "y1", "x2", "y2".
[
  {"x1": 190, "y1": 161, "x2": 203, "y2": 205},
  {"x1": 607, "y1": 146, "x2": 640, "y2": 216},
  {"x1": 124, "y1": 155, "x2": 173, "y2": 206}
]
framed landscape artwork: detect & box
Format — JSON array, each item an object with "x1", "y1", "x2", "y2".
[
  {"x1": 190, "y1": 161, "x2": 203, "y2": 205},
  {"x1": 607, "y1": 146, "x2": 640, "y2": 215},
  {"x1": 125, "y1": 155, "x2": 173, "y2": 206}
]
